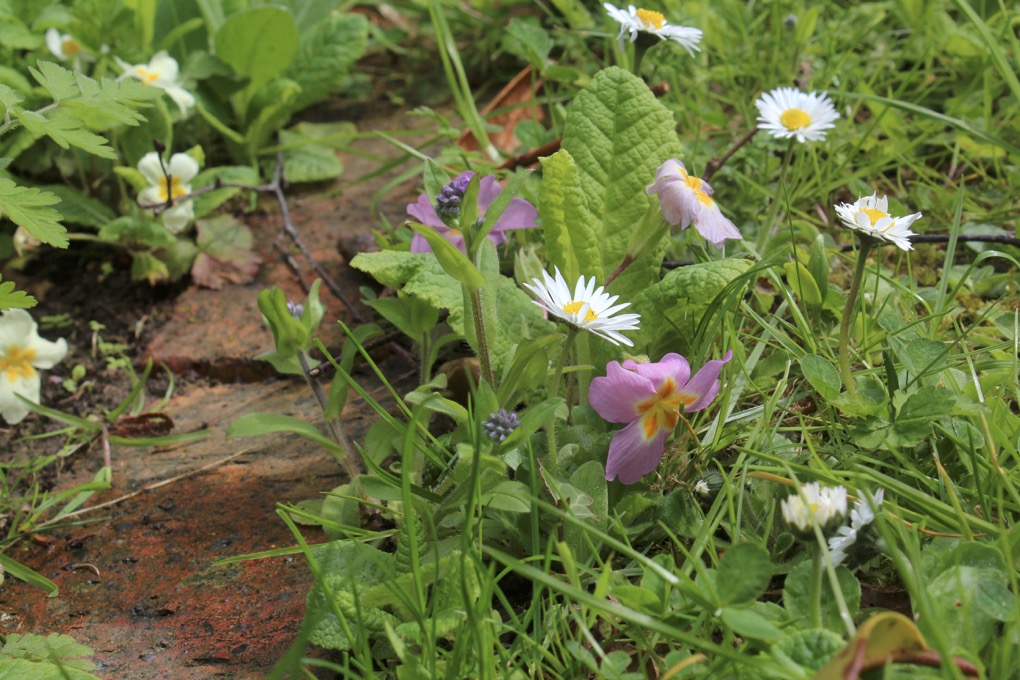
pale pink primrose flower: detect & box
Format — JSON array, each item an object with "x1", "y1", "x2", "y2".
[
  {"x1": 590, "y1": 350, "x2": 732, "y2": 483},
  {"x1": 647, "y1": 159, "x2": 741, "y2": 247},
  {"x1": 408, "y1": 171, "x2": 537, "y2": 253}
]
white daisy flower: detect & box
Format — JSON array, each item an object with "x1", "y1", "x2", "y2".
[
  {"x1": 45, "y1": 28, "x2": 85, "y2": 64},
  {"x1": 604, "y1": 3, "x2": 702, "y2": 56},
  {"x1": 647, "y1": 159, "x2": 742, "y2": 247},
  {"x1": 834, "y1": 192, "x2": 922, "y2": 251},
  {"x1": 828, "y1": 488, "x2": 884, "y2": 566},
  {"x1": 523, "y1": 267, "x2": 640, "y2": 346},
  {"x1": 754, "y1": 87, "x2": 840, "y2": 143},
  {"x1": 0, "y1": 309, "x2": 68, "y2": 425},
  {"x1": 781, "y1": 482, "x2": 848, "y2": 536},
  {"x1": 137, "y1": 151, "x2": 200, "y2": 233},
  {"x1": 116, "y1": 51, "x2": 195, "y2": 116}
]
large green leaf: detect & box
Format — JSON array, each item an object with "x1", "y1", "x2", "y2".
[
  {"x1": 539, "y1": 149, "x2": 601, "y2": 283},
  {"x1": 0, "y1": 179, "x2": 66, "y2": 247},
  {"x1": 283, "y1": 13, "x2": 368, "y2": 112},
  {"x1": 560, "y1": 67, "x2": 683, "y2": 297},
  {"x1": 215, "y1": 6, "x2": 299, "y2": 111},
  {"x1": 628, "y1": 259, "x2": 753, "y2": 356}
]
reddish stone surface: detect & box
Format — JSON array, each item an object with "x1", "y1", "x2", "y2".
[{"x1": 0, "y1": 107, "x2": 428, "y2": 678}]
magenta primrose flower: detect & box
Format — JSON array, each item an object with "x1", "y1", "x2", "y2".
[
  {"x1": 590, "y1": 350, "x2": 733, "y2": 484},
  {"x1": 408, "y1": 171, "x2": 538, "y2": 253}
]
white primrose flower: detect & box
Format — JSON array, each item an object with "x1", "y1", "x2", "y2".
[
  {"x1": 834, "y1": 192, "x2": 922, "y2": 251},
  {"x1": 116, "y1": 51, "x2": 195, "y2": 116},
  {"x1": 137, "y1": 151, "x2": 199, "y2": 233},
  {"x1": 45, "y1": 28, "x2": 86, "y2": 65},
  {"x1": 647, "y1": 159, "x2": 742, "y2": 247},
  {"x1": 781, "y1": 482, "x2": 848, "y2": 536},
  {"x1": 755, "y1": 87, "x2": 840, "y2": 143},
  {"x1": 604, "y1": 3, "x2": 702, "y2": 56},
  {"x1": 828, "y1": 488, "x2": 885, "y2": 567},
  {"x1": 523, "y1": 267, "x2": 641, "y2": 347},
  {"x1": 0, "y1": 309, "x2": 68, "y2": 425}
]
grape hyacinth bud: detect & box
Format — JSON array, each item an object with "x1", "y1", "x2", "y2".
[
  {"x1": 483, "y1": 409, "x2": 520, "y2": 442},
  {"x1": 434, "y1": 173, "x2": 473, "y2": 222}
]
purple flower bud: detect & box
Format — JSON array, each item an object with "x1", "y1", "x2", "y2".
[{"x1": 483, "y1": 409, "x2": 521, "y2": 442}]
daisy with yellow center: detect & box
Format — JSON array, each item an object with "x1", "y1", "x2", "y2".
[
  {"x1": 834, "y1": 192, "x2": 922, "y2": 251},
  {"x1": 755, "y1": 87, "x2": 840, "y2": 143},
  {"x1": 137, "y1": 151, "x2": 200, "y2": 233},
  {"x1": 604, "y1": 3, "x2": 703, "y2": 56},
  {"x1": 523, "y1": 268, "x2": 640, "y2": 346},
  {"x1": 647, "y1": 159, "x2": 742, "y2": 247},
  {"x1": 781, "y1": 481, "x2": 848, "y2": 537},
  {"x1": 116, "y1": 51, "x2": 195, "y2": 116},
  {"x1": 0, "y1": 309, "x2": 68, "y2": 425},
  {"x1": 590, "y1": 351, "x2": 733, "y2": 484}
]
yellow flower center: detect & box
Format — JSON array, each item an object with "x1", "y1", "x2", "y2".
[
  {"x1": 636, "y1": 9, "x2": 666, "y2": 30},
  {"x1": 135, "y1": 66, "x2": 160, "y2": 85},
  {"x1": 562, "y1": 301, "x2": 598, "y2": 322},
  {"x1": 636, "y1": 378, "x2": 695, "y2": 440},
  {"x1": 680, "y1": 166, "x2": 715, "y2": 208},
  {"x1": 780, "y1": 108, "x2": 812, "y2": 131},
  {"x1": 0, "y1": 344, "x2": 37, "y2": 383},
  {"x1": 158, "y1": 175, "x2": 189, "y2": 202},
  {"x1": 62, "y1": 38, "x2": 81, "y2": 56},
  {"x1": 860, "y1": 207, "x2": 889, "y2": 226}
]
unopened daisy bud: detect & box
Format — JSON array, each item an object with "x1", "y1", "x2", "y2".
[
  {"x1": 694, "y1": 470, "x2": 725, "y2": 502},
  {"x1": 483, "y1": 409, "x2": 521, "y2": 442},
  {"x1": 828, "y1": 488, "x2": 885, "y2": 567},
  {"x1": 781, "y1": 482, "x2": 848, "y2": 538}
]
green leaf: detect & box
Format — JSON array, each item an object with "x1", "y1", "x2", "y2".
[
  {"x1": 245, "y1": 78, "x2": 302, "y2": 153},
  {"x1": 800, "y1": 354, "x2": 842, "y2": 401},
  {"x1": 0, "y1": 84, "x2": 24, "y2": 115},
  {"x1": 784, "y1": 561, "x2": 860, "y2": 631},
  {"x1": 29, "y1": 61, "x2": 77, "y2": 101},
  {"x1": 772, "y1": 628, "x2": 845, "y2": 672},
  {"x1": 717, "y1": 543, "x2": 772, "y2": 606},
  {"x1": 283, "y1": 13, "x2": 368, "y2": 112},
  {"x1": 13, "y1": 109, "x2": 115, "y2": 158},
  {"x1": 130, "y1": 251, "x2": 170, "y2": 284},
  {"x1": 423, "y1": 158, "x2": 450, "y2": 201},
  {"x1": 409, "y1": 224, "x2": 485, "y2": 291},
  {"x1": 719, "y1": 606, "x2": 785, "y2": 642},
  {"x1": 560, "y1": 66, "x2": 684, "y2": 296},
  {"x1": 784, "y1": 260, "x2": 822, "y2": 310},
  {"x1": 629, "y1": 259, "x2": 754, "y2": 355},
  {"x1": 64, "y1": 73, "x2": 163, "y2": 128},
  {"x1": 539, "y1": 149, "x2": 601, "y2": 283},
  {"x1": 226, "y1": 412, "x2": 334, "y2": 449},
  {"x1": 215, "y1": 6, "x2": 300, "y2": 110},
  {"x1": 0, "y1": 179, "x2": 67, "y2": 247},
  {"x1": 280, "y1": 138, "x2": 342, "y2": 183},
  {"x1": 0, "y1": 553, "x2": 55, "y2": 595},
  {"x1": 351, "y1": 251, "x2": 464, "y2": 329},
  {"x1": 898, "y1": 338, "x2": 950, "y2": 379},
  {"x1": 482, "y1": 480, "x2": 532, "y2": 513},
  {"x1": 255, "y1": 287, "x2": 310, "y2": 374},
  {"x1": 191, "y1": 165, "x2": 260, "y2": 218},
  {"x1": 37, "y1": 185, "x2": 115, "y2": 229},
  {"x1": 191, "y1": 215, "x2": 260, "y2": 289},
  {"x1": 99, "y1": 217, "x2": 176, "y2": 248},
  {"x1": 893, "y1": 387, "x2": 954, "y2": 445},
  {"x1": 0, "y1": 632, "x2": 96, "y2": 672}
]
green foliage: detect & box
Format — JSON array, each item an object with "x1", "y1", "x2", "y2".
[{"x1": 0, "y1": 633, "x2": 99, "y2": 680}]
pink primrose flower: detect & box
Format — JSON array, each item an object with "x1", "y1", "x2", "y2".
[
  {"x1": 408, "y1": 171, "x2": 538, "y2": 253},
  {"x1": 590, "y1": 350, "x2": 733, "y2": 484},
  {"x1": 646, "y1": 159, "x2": 741, "y2": 247}
]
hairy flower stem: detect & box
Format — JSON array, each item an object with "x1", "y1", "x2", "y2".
[
  {"x1": 810, "y1": 549, "x2": 823, "y2": 628},
  {"x1": 471, "y1": 289, "x2": 495, "y2": 387},
  {"x1": 838, "y1": 236, "x2": 874, "y2": 396},
  {"x1": 546, "y1": 327, "x2": 579, "y2": 461},
  {"x1": 702, "y1": 127, "x2": 759, "y2": 182},
  {"x1": 298, "y1": 351, "x2": 360, "y2": 480},
  {"x1": 604, "y1": 254, "x2": 633, "y2": 287}
]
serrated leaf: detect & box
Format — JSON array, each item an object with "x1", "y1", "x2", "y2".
[
  {"x1": 0, "y1": 179, "x2": 67, "y2": 247},
  {"x1": 0, "y1": 277, "x2": 37, "y2": 309},
  {"x1": 29, "y1": 61, "x2": 78, "y2": 101},
  {"x1": 0, "y1": 83, "x2": 24, "y2": 114},
  {"x1": 14, "y1": 109, "x2": 115, "y2": 158},
  {"x1": 283, "y1": 13, "x2": 368, "y2": 112},
  {"x1": 0, "y1": 632, "x2": 98, "y2": 675},
  {"x1": 628, "y1": 259, "x2": 753, "y2": 355},
  {"x1": 65, "y1": 74, "x2": 163, "y2": 128},
  {"x1": 540, "y1": 149, "x2": 601, "y2": 283},
  {"x1": 560, "y1": 66, "x2": 683, "y2": 296}
]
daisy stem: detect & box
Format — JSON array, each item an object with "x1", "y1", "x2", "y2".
[
  {"x1": 298, "y1": 351, "x2": 361, "y2": 481},
  {"x1": 838, "y1": 236, "x2": 874, "y2": 396},
  {"x1": 809, "y1": 548, "x2": 823, "y2": 628},
  {"x1": 755, "y1": 138, "x2": 796, "y2": 254},
  {"x1": 546, "y1": 327, "x2": 579, "y2": 460}
]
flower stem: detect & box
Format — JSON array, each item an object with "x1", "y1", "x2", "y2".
[
  {"x1": 471, "y1": 288, "x2": 495, "y2": 387},
  {"x1": 838, "y1": 236, "x2": 874, "y2": 396},
  {"x1": 702, "y1": 127, "x2": 759, "y2": 182},
  {"x1": 810, "y1": 548, "x2": 823, "y2": 628},
  {"x1": 546, "y1": 327, "x2": 579, "y2": 461},
  {"x1": 298, "y1": 351, "x2": 361, "y2": 481}
]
